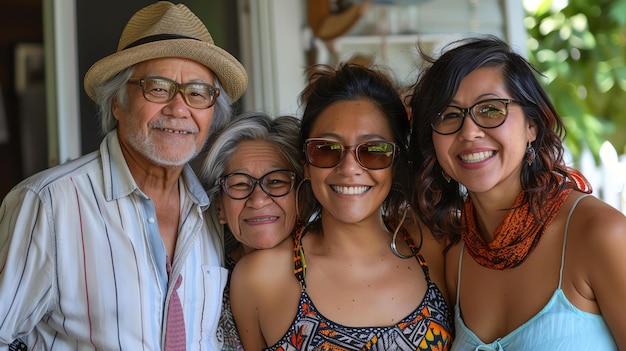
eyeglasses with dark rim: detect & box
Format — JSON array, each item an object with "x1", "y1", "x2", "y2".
[
  {"x1": 218, "y1": 170, "x2": 296, "y2": 200},
  {"x1": 127, "y1": 76, "x2": 220, "y2": 109},
  {"x1": 431, "y1": 98, "x2": 522, "y2": 135},
  {"x1": 304, "y1": 138, "x2": 397, "y2": 170}
]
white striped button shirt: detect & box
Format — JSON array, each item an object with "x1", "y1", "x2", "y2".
[{"x1": 0, "y1": 131, "x2": 227, "y2": 350}]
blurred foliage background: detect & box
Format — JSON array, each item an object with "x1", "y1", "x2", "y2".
[{"x1": 524, "y1": 0, "x2": 626, "y2": 163}]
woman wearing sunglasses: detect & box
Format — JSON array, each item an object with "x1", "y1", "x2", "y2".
[
  {"x1": 409, "y1": 35, "x2": 625, "y2": 350},
  {"x1": 230, "y1": 63, "x2": 453, "y2": 350},
  {"x1": 193, "y1": 112, "x2": 303, "y2": 351}
]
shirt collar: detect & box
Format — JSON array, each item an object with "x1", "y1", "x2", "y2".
[{"x1": 101, "y1": 130, "x2": 209, "y2": 209}]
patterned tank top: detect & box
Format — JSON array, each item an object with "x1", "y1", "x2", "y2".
[{"x1": 264, "y1": 226, "x2": 453, "y2": 351}]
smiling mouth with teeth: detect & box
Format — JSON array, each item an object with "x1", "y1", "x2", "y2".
[
  {"x1": 331, "y1": 185, "x2": 370, "y2": 195},
  {"x1": 459, "y1": 150, "x2": 494, "y2": 163},
  {"x1": 160, "y1": 128, "x2": 191, "y2": 134},
  {"x1": 245, "y1": 216, "x2": 279, "y2": 223}
]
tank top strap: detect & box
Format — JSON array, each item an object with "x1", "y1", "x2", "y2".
[
  {"x1": 416, "y1": 253, "x2": 432, "y2": 282},
  {"x1": 558, "y1": 194, "x2": 591, "y2": 289},
  {"x1": 456, "y1": 241, "x2": 465, "y2": 305},
  {"x1": 399, "y1": 227, "x2": 433, "y2": 282},
  {"x1": 293, "y1": 225, "x2": 307, "y2": 289}
]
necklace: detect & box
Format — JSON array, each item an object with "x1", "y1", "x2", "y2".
[{"x1": 461, "y1": 187, "x2": 573, "y2": 270}]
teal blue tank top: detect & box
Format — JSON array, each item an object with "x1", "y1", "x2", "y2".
[{"x1": 451, "y1": 194, "x2": 617, "y2": 350}]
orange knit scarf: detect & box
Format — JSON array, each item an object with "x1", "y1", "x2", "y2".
[{"x1": 461, "y1": 188, "x2": 573, "y2": 270}]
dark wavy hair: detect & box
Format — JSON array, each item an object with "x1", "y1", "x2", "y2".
[
  {"x1": 408, "y1": 35, "x2": 590, "y2": 244},
  {"x1": 298, "y1": 62, "x2": 411, "y2": 234}
]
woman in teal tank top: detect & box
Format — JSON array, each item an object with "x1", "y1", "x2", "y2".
[{"x1": 408, "y1": 35, "x2": 626, "y2": 349}]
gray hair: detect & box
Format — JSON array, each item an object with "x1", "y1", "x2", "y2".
[
  {"x1": 195, "y1": 112, "x2": 303, "y2": 200},
  {"x1": 93, "y1": 66, "x2": 234, "y2": 136},
  {"x1": 192, "y1": 112, "x2": 303, "y2": 251}
]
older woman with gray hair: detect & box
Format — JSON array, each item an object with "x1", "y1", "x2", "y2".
[{"x1": 193, "y1": 112, "x2": 303, "y2": 351}]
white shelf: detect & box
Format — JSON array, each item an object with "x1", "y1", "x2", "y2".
[{"x1": 334, "y1": 33, "x2": 459, "y2": 46}]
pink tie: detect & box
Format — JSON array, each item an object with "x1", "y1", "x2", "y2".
[{"x1": 165, "y1": 256, "x2": 186, "y2": 350}]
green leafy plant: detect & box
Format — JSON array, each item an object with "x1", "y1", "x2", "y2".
[{"x1": 524, "y1": 0, "x2": 626, "y2": 163}]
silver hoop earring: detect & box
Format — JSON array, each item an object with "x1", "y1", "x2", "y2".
[
  {"x1": 441, "y1": 170, "x2": 451, "y2": 183},
  {"x1": 295, "y1": 178, "x2": 310, "y2": 224},
  {"x1": 390, "y1": 208, "x2": 414, "y2": 259},
  {"x1": 525, "y1": 141, "x2": 536, "y2": 166}
]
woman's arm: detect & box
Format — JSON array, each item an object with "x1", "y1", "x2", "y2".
[
  {"x1": 579, "y1": 198, "x2": 626, "y2": 348},
  {"x1": 230, "y1": 253, "x2": 269, "y2": 351}
]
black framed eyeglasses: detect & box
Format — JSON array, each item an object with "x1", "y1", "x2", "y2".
[
  {"x1": 304, "y1": 138, "x2": 397, "y2": 170},
  {"x1": 218, "y1": 170, "x2": 296, "y2": 200},
  {"x1": 432, "y1": 98, "x2": 522, "y2": 135},
  {"x1": 127, "y1": 76, "x2": 220, "y2": 109}
]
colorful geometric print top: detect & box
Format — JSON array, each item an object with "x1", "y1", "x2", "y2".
[
  {"x1": 264, "y1": 226, "x2": 453, "y2": 351},
  {"x1": 217, "y1": 254, "x2": 245, "y2": 351}
]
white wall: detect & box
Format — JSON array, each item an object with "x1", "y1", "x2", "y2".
[
  {"x1": 238, "y1": 0, "x2": 307, "y2": 117},
  {"x1": 240, "y1": 0, "x2": 526, "y2": 117},
  {"x1": 44, "y1": 0, "x2": 81, "y2": 166}
]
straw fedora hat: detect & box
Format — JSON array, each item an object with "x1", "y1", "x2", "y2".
[{"x1": 84, "y1": 1, "x2": 248, "y2": 102}]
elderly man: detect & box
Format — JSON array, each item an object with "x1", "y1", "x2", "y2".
[{"x1": 0, "y1": 2, "x2": 247, "y2": 350}]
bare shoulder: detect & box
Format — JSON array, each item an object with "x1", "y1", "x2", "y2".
[
  {"x1": 569, "y1": 194, "x2": 626, "y2": 250},
  {"x1": 407, "y1": 211, "x2": 447, "y2": 255},
  {"x1": 407, "y1": 212, "x2": 449, "y2": 302},
  {"x1": 566, "y1": 193, "x2": 626, "y2": 292},
  {"x1": 230, "y1": 238, "x2": 295, "y2": 339},
  {"x1": 231, "y1": 238, "x2": 294, "y2": 289},
  {"x1": 407, "y1": 214, "x2": 446, "y2": 269},
  {"x1": 417, "y1": 224, "x2": 447, "y2": 266},
  {"x1": 230, "y1": 236, "x2": 301, "y2": 348},
  {"x1": 568, "y1": 194, "x2": 626, "y2": 346}
]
